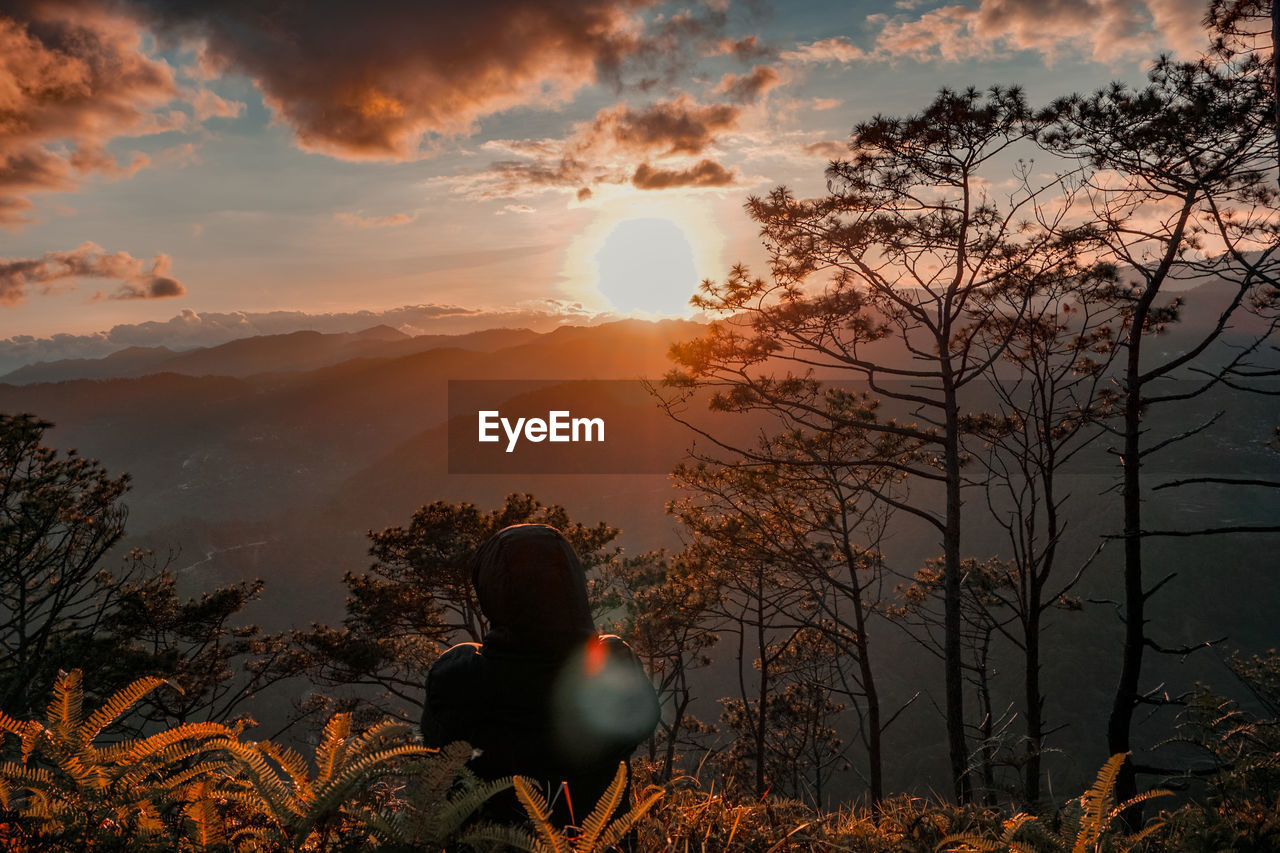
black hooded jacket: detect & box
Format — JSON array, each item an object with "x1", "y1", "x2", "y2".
[{"x1": 422, "y1": 524, "x2": 660, "y2": 827}]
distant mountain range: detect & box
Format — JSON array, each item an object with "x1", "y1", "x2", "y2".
[{"x1": 0, "y1": 325, "x2": 545, "y2": 384}]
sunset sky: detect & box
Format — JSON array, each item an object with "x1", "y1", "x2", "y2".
[{"x1": 1, "y1": 0, "x2": 1213, "y2": 365}]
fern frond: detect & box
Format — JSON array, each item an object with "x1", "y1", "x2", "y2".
[
  {"x1": 597, "y1": 785, "x2": 664, "y2": 851},
  {"x1": 1122, "y1": 815, "x2": 1168, "y2": 848},
  {"x1": 47, "y1": 670, "x2": 86, "y2": 745},
  {"x1": 421, "y1": 775, "x2": 514, "y2": 842},
  {"x1": 578, "y1": 762, "x2": 628, "y2": 851},
  {"x1": 457, "y1": 820, "x2": 536, "y2": 852},
  {"x1": 161, "y1": 760, "x2": 238, "y2": 791},
  {"x1": 404, "y1": 741, "x2": 475, "y2": 809},
  {"x1": 304, "y1": 743, "x2": 437, "y2": 830},
  {"x1": 314, "y1": 712, "x2": 352, "y2": 787},
  {"x1": 936, "y1": 832, "x2": 1005, "y2": 852},
  {"x1": 349, "y1": 718, "x2": 416, "y2": 754},
  {"x1": 211, "y1": 737, "x2": 301, "y2": 822},
  {"x1": 1107, "y1": 788, "x2": 1172, "y2": 822},
  {"x1": 1075, "y1": 752, "x2": 1127, "y2": 853},
  {"x1": 514, "y1": 775, "x2": 569, "y2": 853},
  {"x1": 83, "y1": 676, "x2": 167, "y2": 744},
  {"x1": 184, "y1": 781, "x2": 227, "y2": 851},
  {"x1": 257, "y1": 739, "x2": 314, "y2": 802},
  {"x1": 0, "y1": 760, "x2": 55, "y2": 788}
]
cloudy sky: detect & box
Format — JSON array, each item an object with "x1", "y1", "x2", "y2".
[{"x1": 0, "y1": 0, "x2": 1214, "y2": 363}]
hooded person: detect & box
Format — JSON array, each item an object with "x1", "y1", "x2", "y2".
[{"x1": 422, "y1": 523, "x2": 661, "y2": 830}]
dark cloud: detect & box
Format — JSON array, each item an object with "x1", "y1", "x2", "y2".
[
  {"x1": 458, "y1": 93, "x2": 742, "y2": 197},
  {"x1": 0, "y1": 243, "x2": 185, "y2": 305},
  {"x1": 109, "y1": 275, "x2": 186, "y2": 300},
  {"x1": 593, "y1": 96, "x2": 740, "y2": 155},
  {"x1": 632, "y1": 158, "x2": 737, "y2": 189},
  {"x1": 712, "y1": 65, "x2": 781, "y2": 104},
  {"x1": 119, "y1": 0, "x2": 732, "y2": 160}
]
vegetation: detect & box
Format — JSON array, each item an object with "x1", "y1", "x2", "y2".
[{"x1": 1, "y1": 1, "x2": 1278, "y2": 850}]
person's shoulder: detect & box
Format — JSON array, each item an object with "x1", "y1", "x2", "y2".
[
  {"x1": 428, "y1": 641, "x2": 485, "y2": 684},
  {"x1": 595, "y1": 633, "x2": 637, "y2": 656}
]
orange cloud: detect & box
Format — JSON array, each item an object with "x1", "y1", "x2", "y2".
[
  {"x1": 334, "y1": 210, "x2": 419, "y2": 228},
  {"x1": 784, "y1": 0, "x2": 1210, "y2": 67},
  {"x1": 0, "y1": 6, "x2": 178, "y2": 224},
  {"x1": 802, "y1": 140, "x2": 847, "y2": 159},
  {"x1": 588, "y1": 96, "x2": 741, "y2": 156},
  {"x1": 632, "y1": 158, "x2": 738, "y2": 189},
  {"x1": 712, "y1": 65, "x2": 782, "y2": 104},
  {"x1": 709, "y1": 34, "x2": 774, "y2": 62},
  {"x1": 0, "y1": 243, "x2": 186, "y2": 305},
  {"x1": 128, "y1": 0, "x2": 732, "y2": 161},
  {"x1": 457, "y1": 94, "x2": 744, "y2": 198}
]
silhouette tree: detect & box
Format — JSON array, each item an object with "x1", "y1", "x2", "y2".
[
  {"x1": 663, "y1": 86, "x2": 1089, "y2": 801},
  {"x1": 670, "y1": 409, "x2": 906, "y2": 804},
  {"x1": 1040, "y1": 23, "x2": 1280, "y2": 805},
  {"x1": 282, "y1": 493, "x2": 621, "y2": 721},
  {"x1": 602, "y1": 550, "x2": 718, "y2": 781},
  {"x1": 0, "y1": 412, "x2": 287, "y2": 731},
  {"x1": 0, "y1": 413, "x2": 134, "y2": 716},
  {"x1": 964, "y1": 264, "x2": 1121, "y2": 806},
  {"x1": 56, "y1": 565, "x2": 293, "y2": 729}
]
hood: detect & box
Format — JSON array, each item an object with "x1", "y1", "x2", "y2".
[{"x1": 473, "y1": 524, "x2": 595, "y2": 647}]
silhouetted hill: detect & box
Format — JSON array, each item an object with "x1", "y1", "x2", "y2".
[
  {"x1": 0, "y1": 326, "x2": 545, "y2": 384},
  {"x1": 1, "y1": 345, "x2": 177, "y2": 384}
]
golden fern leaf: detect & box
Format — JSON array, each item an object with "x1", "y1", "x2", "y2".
[
  {"x1": 1074, "y1": 753, "x2": 1127, "y2": 853},
  {"x1": 348, "y1": 718, "x2": 416, "y2": 754},
  {"x1": 596, "y1": 785, "x2": 664, "y2": 851},
  {"x1": 184, "y1": 780, "x2": 227, "y2": 851},
  {"x1": 577, "y1": 762, "x2": 628, "y2": 851},
  {"x1": 314, "y1": 712, "x2": 352, "y2": 787},
  {"x1": 0, "y1": 760, "x2": 54, "y2": 787},
  {"x1": 257, "y1": 739, "x2": 314, "y2": 803},
  {"x1": 162, "y1": 760, "x2": 239, "y2": 791},
  {"x1": 47, "y1": 670, "x2": 84, "y2": 743},
  {"x1": 1120, "y1": 815, "x2": 1169, "y2": 849},
  {"x1": 408, "y1": 741, "x2": 474, "y2": 811},
  {"x1": 514, "y1": 775, "x2": 570, "y2": 853},
  {"x1": 210, "y1": 737, "x2": 302, "y2": 822},
  {"x1": 82, "y1": 676, "x2": 168, "y2": 745},
  {"x1": 304, "y1": 743, "x2": 438, "y2": 832},
  {"x1": 0, "y1": 708, "x2": 34, "y2": 742},
  {"x1": 937, "y1": 832, "x2": 1007, "y2": 852},
  {"x1": 134, "y1": 799, "x2": 165, "y2": 835},
  {"x1": 1107, "y1": 787, "x2": 1172, "y2": 823},
  {"x1": 108, "y1": 720, "x2": 235, "y2": 774}
]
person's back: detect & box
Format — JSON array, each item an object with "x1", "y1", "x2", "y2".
[{"x1": 423, "y1": 524, "x2": 660, "y2": 829}]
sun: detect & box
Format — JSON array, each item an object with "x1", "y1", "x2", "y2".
[{"x1": 593, "y1": 217, "x2": 701, "y2": 315}]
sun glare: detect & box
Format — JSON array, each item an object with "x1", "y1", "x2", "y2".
[
  {"x1": 564, "y1": 197, "x2": 724, "y2": 317},
  {"x1": 594, "y1": 217, "x2": 700, "y2": 315}
]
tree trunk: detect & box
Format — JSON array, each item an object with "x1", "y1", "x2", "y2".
[
  {"x1": 1024, "y1": 596, "x2": 1044, "y2": 807},
  {"x1": 944, "y1": 390, "x2": 972, "y2": 803},
  {"x1": 1107, "y1": 326, "x2": 1146, "y2": 810}
]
